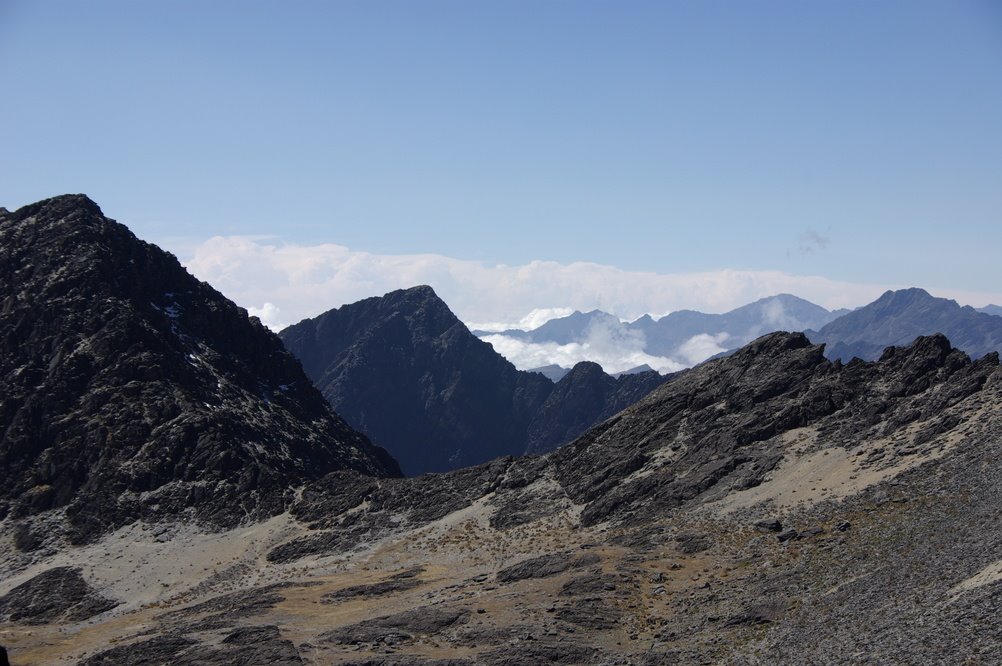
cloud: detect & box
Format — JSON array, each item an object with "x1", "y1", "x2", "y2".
[
  {"x1": 177, "y1": 236, "x2": 1002, "y2": 335},
  {"x1": 482, "y1": 323, "x2": 735, "y2": 375},
  {"x1": 467, "y1": 307, "x2": 576, "y2": 333},
  {"x1": 482, "y1": 316, "x2": 687, "y2": 375},
  {"x1": 677, "y1": 333, "x2": 731, "y2": 366},
  {"x1": 798, "y1": 229, "x2": 831, "y2": 256},
  {"x1": 246, "y1": 302, "x2": 286, "y2": 331}
]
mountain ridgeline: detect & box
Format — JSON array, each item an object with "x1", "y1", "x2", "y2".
[
  {"x1": 807, "y1": 287, "x2": 1002, "y2": 362},
  {"x1": 0, "y1": 195, "x2": 399, "y2": 543},
  {"x1": 476, "y1": 289, "x2": 1002, "y2": 371},
  {"x1": 279, "y1": 287, "x2": 668, "y2": 475}
]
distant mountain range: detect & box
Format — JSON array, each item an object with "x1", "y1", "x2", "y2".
[
  {"x1": 807, "y1": 288, "x2": 1002, "y2": 361},
  {"x1": 477, "y1": 290, "x2": 1002, "y2": 371},
  {"x1": 977, "y1": 304, "x2": 1002, "y2": 317},
  {"x1": 280, "y1": 287, "x2": 667, "y2": 475},
  {"x1": 476, "y1": 294, "x2": 847, "y2": 370}
]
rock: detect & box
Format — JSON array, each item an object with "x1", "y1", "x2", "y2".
[
  {"x1": 724, "y1": 599, "x2": 790, "y2": 626},
  {"x1": 0, "y1": 196, "x2": 400, "y2": 544},
  {"x1": 323, "y1": 607, "x2": 468, "y2": 645},
  {"x1": 322, "y1": 569, "x2": 425, "y2": 603},
  {"x1": 777, "y1": 529, "x2": 799, "y2": 543},
  {"x1": 80, "y1": 626, "x2": 303, "y2": 665},
  {"x1": 78, "y1": 635, "x2": 197, "y2": 665},
  {"x1": 675, "y1": 532, "x2": 713, "y2": 554},
  {"x1": 555, "y1": 599, "x2": 622, "y2": 629},
  {"x1": 559, "y1": 572, "x2": 620, "y2": 596},
  {"x1": 480, "y1": 640, "x2": 604, "y2": 665},
  {"x1": 496, "y1": 552, "x2": 601, "y2": 583},
  {"x1": 0, "y1": 567, "x2": 118, "y2": 624},
  {"x1": 754, "y1": 519, "x2": 783, "y2": 533}
]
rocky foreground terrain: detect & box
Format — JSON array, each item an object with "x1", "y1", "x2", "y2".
[
  {"x1": 2, "y1": 196, "x2": 1001, "y2": 664},
  {"x1": 3, "y1": 329, "x2": 1002, "y2": 663}
]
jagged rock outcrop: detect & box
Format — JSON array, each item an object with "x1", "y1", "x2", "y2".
[
  {"x1": 280, "y1": 287, "x2": 667, "y2": 474},
  {"x1": 0, "y1": 195, "x2": 399, "y2": 543},
  {"x1": 549, "y1": 331, "x2": 997, "y2": 526},
  {"x1": 0, "y1": 567, "x2": 118, "y2": 624},
  {"x1": 524, "y1": 361, "x2": 666, "y2": 455},
  {"x1": 808, "y1": 287, "x2": 1002, "y2": 361}
]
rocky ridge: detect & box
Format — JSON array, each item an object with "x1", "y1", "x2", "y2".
[{"x1": 0, "y1": 195, "x2": 399, "y2": 545}]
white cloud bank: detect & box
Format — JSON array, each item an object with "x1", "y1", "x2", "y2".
[
  {"x1": 180, "y1": 236, "x2": 1002, "y2": 372},
  {"x1": 483, "y1": 317, "x2": 688, "y2": 375}
]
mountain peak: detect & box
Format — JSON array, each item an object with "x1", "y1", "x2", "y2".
[
  {"x1": 0, "y1": 196, "x2": 400, "y2": 542},
  {"x1": 9, "y1": 193, "x2": 104, "y2": 221},
  {"x1": 811, "y1": 288, "x2": 1002, "y2": 361},
  {"x1": 875, "y1": 287, "x2": 935, "y2": 303},
  {"x1": 735, "y1": 331, "x2": 814, "y2": 357}
]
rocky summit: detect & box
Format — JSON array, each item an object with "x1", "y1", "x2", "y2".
[
  {"x1": 0, "y1": 195, "x2": 399, "y2": 546},
  {"x1": 280, "y1": 287, "x2": 666, "y2": 474}
]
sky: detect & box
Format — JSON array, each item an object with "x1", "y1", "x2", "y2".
[{"x1": 2, "y1": 1, "x2": 1001, "y2": 328}]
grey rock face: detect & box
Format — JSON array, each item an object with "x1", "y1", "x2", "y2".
[
  {"x1": 524, "y1": 361, "x2": 667, "y2": 455},
  {"x1": 550, "y1": 332, "x2": 997, "y2": 527},
  {"x1": 0, "y1": 195, "x2": 399, "y2": 542},
  {"x1": 322, "y1": 606, "x2": 468, "y2": 645},
  {"x1": 0, "y1": 567, "x2": 117, "y2": 624},
  {"x1": 495, "y1": 552, "x2": 600, "y2": 583},
  {"x1": 80, "y1": 625, "x2": 303, "y2": 665}
]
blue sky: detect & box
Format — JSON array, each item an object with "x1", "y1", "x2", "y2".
[{"x1": 2, "y1": 1, "x2": 1001, "y2": 317}]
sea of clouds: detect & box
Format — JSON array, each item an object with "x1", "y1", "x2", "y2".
[{"x1": 179, "y1": 236, "x2": 1002, "y2": 374}]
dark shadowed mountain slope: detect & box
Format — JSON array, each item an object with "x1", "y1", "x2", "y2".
[
  {"x1": 524, "y1": 361, "x2": 667, "y2": 455},
  {"x1": 280, "y1": 288, "x2": 668, "y2": 474},
  {"x1": 0, "y1": 195, "x2": 399, "y2": 543},
  {"x1": 280, "y1": 286, "x2": 554, "y2": 475},
  {"x1": 808, "y1": 288, "x2": 1002, "y2": 361}
]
